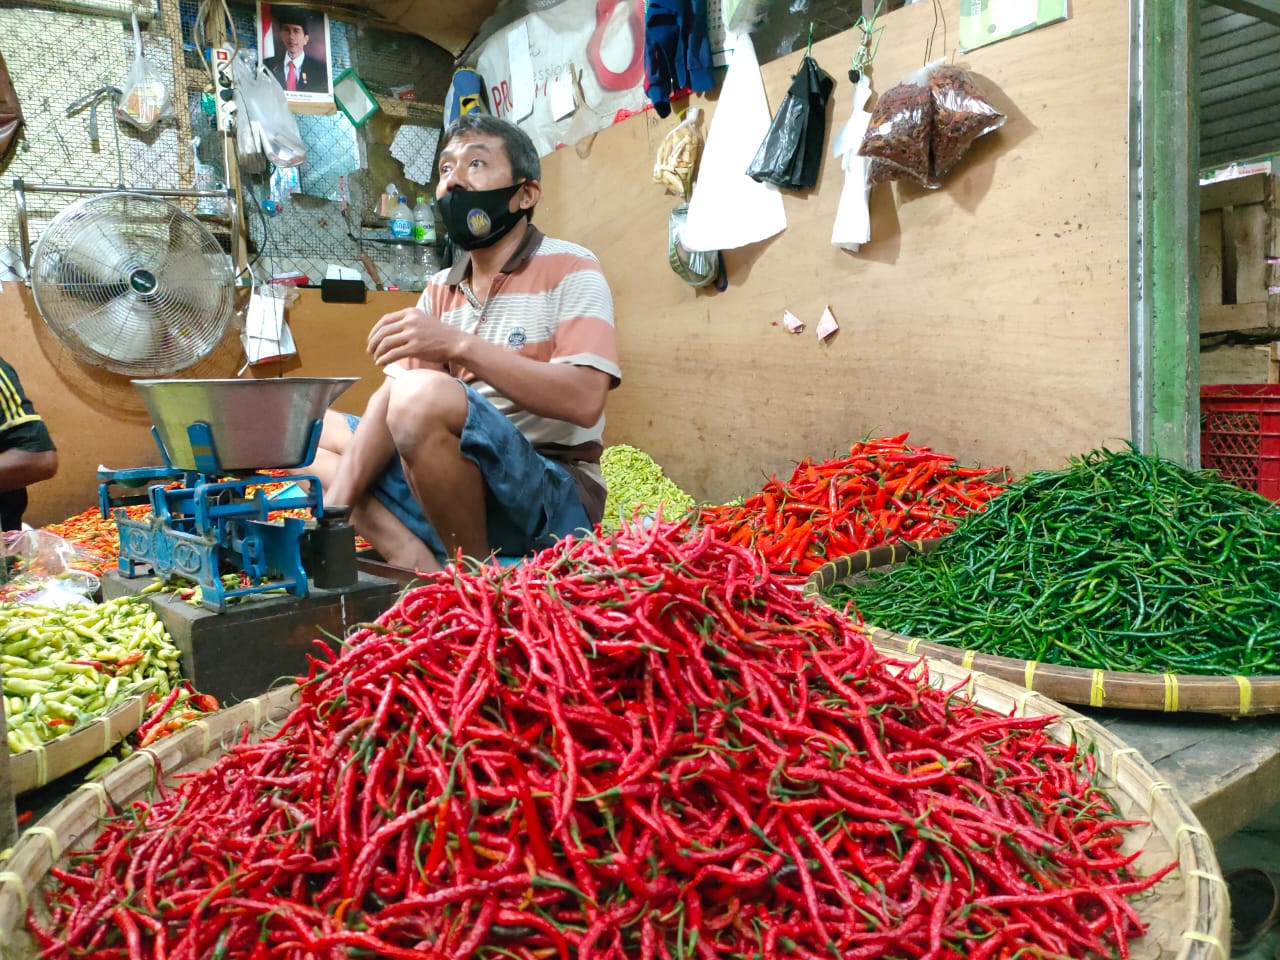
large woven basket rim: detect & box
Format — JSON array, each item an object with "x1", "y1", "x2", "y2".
[
  {"x1": 0, "y1": 668, "x2": 1228, "y2": 960},
  {"x1": 805, "y1": 539, "x2": 1280, "y2": 716},
  {"x1": 909, "y1": 657, "x2": 1228, "y2": 960},
  {"x1": 0, "y1": 684, "x2": 298, "y2": 953}
]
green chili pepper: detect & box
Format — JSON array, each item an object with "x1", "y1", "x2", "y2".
[{"x1": 823, "y1": 445, "x2": 1280, "y2": 676}]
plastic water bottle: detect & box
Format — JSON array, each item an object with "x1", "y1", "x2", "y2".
[
  {"x1": 413, "y1": 196, "x2": 436, "y2": 245},
  {"x1": 390, "y1": 243, "x2": 410, "y2": 289},
  {"x1": 389, "y1": 196, "x2": 414, "y2": 241}
]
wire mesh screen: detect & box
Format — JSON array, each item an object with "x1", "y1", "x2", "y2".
[
  {"x1": 173, "y1": 0, "x2": 450, "y2": 288},
  {"x1": 0, "y1": 0, "x2": 152, "y2": 17},
  {"x1": 2, "y1": 0, "x2": 454, "y2": 287},
  {"x1": 0, "y1": 2, "x2": 190, "y2": 281}
]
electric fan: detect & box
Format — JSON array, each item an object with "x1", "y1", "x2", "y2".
[{"x1": 28, "y1": 193, "x2": 236, "y2": 376}]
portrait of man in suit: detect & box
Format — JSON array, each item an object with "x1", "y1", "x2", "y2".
[{"x1": 260, "y1": 4, "x2": 330, "y2": 96}]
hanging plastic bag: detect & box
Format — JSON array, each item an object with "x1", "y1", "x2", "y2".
[
  {"x1": 230, "y1": 50, "x2": 307, "y2": 169},
  {"x1": 240, "y1": 282, "x2": 298, "y2": 367},
  {"x1": 929, "y1": 64, "x2": 1006, "y2": 180},
  {"x1": 668, "y1": 203, "x2": 726, "y2": 290},
  {"x1": 831, "y1": 74, "x2": 874, "y2": 251},
  {"x1": 191, "y1": 138, "x2": 230, "y2": 216},
  {"x1": 746, "y1": 54, "x2": 834, "y2": 191},
  {"x1": 653, "y1": 107, "x2": 706, "y2": 200},
  {"x1": 117, "y1": 14, "x2": 173, "y2": 131},
  {"x1": 857, "y1": 59, "x2": 941, "y2": 188}
]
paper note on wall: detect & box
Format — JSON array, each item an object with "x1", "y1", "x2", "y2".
[
  {"x1": 390, "y1": 125, "x2": 443, "y2": 184},
  {"x1": 507, "y1": 22, "x2": 536, "y2": 122}
]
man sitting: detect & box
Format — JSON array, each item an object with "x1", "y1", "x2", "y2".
[{"x1": 307, "y1": 115, "x2": 620, "y2": 571}]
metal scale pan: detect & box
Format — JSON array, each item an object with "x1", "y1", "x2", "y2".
[{"x1": 132, "y1": 377, "x2": 357, "y2": 473}]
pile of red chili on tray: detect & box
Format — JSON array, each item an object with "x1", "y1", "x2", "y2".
[
  {"x1": 699, "y1": 433, "x2": 1009, "y2": 578},
  {"x1": 36, "y1": 522, "x2": 1170, "y2": 959},
  {"x1": 41, "y1": 505, "x2": 151, "y2": 577}
]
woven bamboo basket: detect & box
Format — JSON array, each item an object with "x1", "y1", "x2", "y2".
[
  {"x1": 0, "y1": 657, "x2": 1227, "y2": 960},
  {"x1": 0, "y1": 684, "x2": 297, "y2": 956},
  {"x1": 805, "y1": 540, "x2": 1280, "y2": 716},
  {"x1": 8, "y1": 695, "x2": 145, "y2": 797}
]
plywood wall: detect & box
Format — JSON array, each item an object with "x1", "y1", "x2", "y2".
[
  {"x1": 0, "y1": 285, "x2": 415, "y2": 527},
  {"x1": 535, "y1": 0, "x2": 1131, "y2": 502},
  {"x1": 3, "y1": 0, "x2": 1131, "y2": 525}
]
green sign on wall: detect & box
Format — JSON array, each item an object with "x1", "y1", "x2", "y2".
[{"x1": 958, "y1": 0, "x2": 1069, "y2": 52}]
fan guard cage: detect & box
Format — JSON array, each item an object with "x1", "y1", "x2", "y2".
[{"x1": 29, "y1": 193, "x2": 236, "y2": 376}]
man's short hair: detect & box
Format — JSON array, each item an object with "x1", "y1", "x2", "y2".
[
  {"x1": 271, "y1": 5, "x2": 311, "y2": 31},
  {"x1": 443, "y1": 114, "x2": 541, "y2": 184}
]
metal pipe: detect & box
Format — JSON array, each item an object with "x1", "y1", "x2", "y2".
[
  {"x1": 12, "y1": 179, "x2": 238, "y2": 277},
  {"x1": 16, "y1": 182, "x2": 233, "y2": 200},
  {"x1": 12, "y1": 179, "x2": 30, "y2": 274}
]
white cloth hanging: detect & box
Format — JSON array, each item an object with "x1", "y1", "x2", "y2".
[
  {"x1": 681, "y1": 33, "x2": 786, "y2": 253},
  {"x1": 831, "y1": 74, "x2": 874, "y2": 251}
]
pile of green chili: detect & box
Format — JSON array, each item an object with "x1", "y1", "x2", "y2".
[{"x1": 823, "y1": 446, "x2": 1280, "y2": 675}]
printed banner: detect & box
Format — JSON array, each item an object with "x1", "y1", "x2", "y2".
[{"x1": 476, "y1": 0, "x2": 649, "y2": 157}]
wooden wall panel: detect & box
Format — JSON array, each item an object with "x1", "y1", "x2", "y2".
[
  {"x1": 534, "y1": 0, "x2": 1131, "y2": 502},
  {"x1": 3, "y1": 0, "x2": 1132, "y2": 523},
  {"x1": 0, "y1": 285, "x2": 414, "y2": 527}
]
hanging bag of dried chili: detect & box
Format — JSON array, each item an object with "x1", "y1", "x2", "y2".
[
  {"x1": 929, "y1": 64, "x2": 1006, "y2": 180},
  {"x1": 856, "y1": 60, "x2": 942, "y2": 188}
]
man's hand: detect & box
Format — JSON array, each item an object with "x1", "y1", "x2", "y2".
[{"x1": 368, "y1": 307, "x2": 463, "y2": 368}]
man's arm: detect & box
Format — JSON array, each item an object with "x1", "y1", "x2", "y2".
[
  {"x1": 452, "y1": 337, "x2": 610, "y2": 428},
  {"x1": 369, "y1": 308, "x2": 610, "y2": 428},
  {"x1": 0, "y1": 447, "x2": 57, "y2": 494}
]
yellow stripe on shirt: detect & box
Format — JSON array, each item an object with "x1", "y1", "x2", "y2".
[
  {"x1": 0, "y1": 368, "x2": 25, "y2": 424},
  {"x1": 0, "y1": 368, "x2": 29, "y2": 427}
]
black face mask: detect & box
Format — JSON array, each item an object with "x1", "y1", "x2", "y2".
[{"x1": 437, "y1": 183, "x2": 529, "y2": 250}]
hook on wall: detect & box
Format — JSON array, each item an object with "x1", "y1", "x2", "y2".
[{"x1": 849, "y1": 1, "x2": 884, "y2": 81}]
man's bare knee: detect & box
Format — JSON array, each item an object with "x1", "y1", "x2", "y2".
[{"x1": 385, "y1": 371, "x2": 467, "y2": 451}]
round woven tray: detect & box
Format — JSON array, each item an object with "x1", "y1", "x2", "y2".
[
  {"x1": 0, "y1": 661, "x2": 1227, "y2": 960},
  {"x1": 805, "y1": 539, "x2": 1280, "y2": 716}
]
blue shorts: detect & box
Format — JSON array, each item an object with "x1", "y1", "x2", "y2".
[{"x1": 345, "y1": 382, "x2": 591, "y2": 560}]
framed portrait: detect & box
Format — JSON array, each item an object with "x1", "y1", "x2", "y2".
[{"x1": 256, "y1": 2, "x2": 335, "y2": 113}]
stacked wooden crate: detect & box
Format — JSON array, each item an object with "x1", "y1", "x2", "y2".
[{"x1": 1199, "y1": 172, "x2": 1279, "y2": 384}]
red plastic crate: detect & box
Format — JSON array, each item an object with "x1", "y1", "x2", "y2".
[{"x1": 1200, "y1": 383, "x2": 1280, "y2": 500}]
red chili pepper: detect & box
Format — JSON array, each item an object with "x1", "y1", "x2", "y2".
[
  {"x1": 698, "y1": 434, "x2": 1009, "y2": 581},
  {"x1": 40, "y1": 522, "x2": 1167, "y2": 960}
]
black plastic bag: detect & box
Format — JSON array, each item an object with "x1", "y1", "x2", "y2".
[{"x1": 746, "y1": 55, "x2": 834, "y2": 191}]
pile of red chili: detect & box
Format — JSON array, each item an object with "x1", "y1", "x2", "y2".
[
  {"x1": 35, "y1": 522, "x2": 1171, "y2": 959},
  {"x1": 41, "y1": 504, "x2": 152, "y2": 577},
  {"x1": 699, "y1": 433, "x2": 1009, "y2": 578}
]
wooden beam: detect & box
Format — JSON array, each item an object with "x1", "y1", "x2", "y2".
[
  {"x1": 1201, "y1": 172, "x2": 1268, "y2": 210},
  {"x1": 1200, "y1": 300, "x2": 1272, "y2": 333},
  {"x1": 1214, "y1": 0, "x2": 1280, "y2": 29}
]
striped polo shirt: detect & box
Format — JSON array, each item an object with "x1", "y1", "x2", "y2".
[{"x1": 415, "y1": 225, "x2": 621, "y2": 503}]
